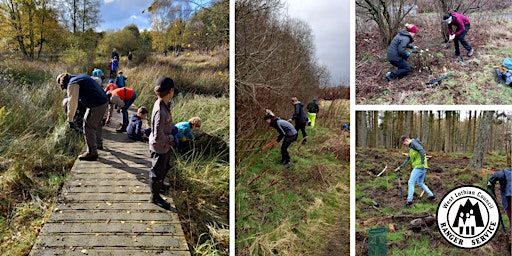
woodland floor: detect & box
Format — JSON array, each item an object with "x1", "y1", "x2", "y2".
[
  {"x1": 356, "y1": 13, "x2": 512, "y2": 105},
  {"x1": 356, "y1": 148, "x2": 511, "y2": 255}
]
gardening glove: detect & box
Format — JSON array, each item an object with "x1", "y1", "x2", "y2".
[
  {"x1": 420, "y1": 164, "x2": 425, "y2": 170},
  {"x1": 68, "y1": 122, "x2": 83, "y2": 133},
  {"x1": 405, "y1": 51, "x2": 411, "y2": 57},
  {"x1": 449, "y1": 34, "x2": 455, "y2": 41},
  {"x1": 411, "y1": 45, "x2": 418, "y2": 50}
]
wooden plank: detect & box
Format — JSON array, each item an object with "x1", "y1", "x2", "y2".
[
  {"x1": 49, "y1": 211, "x2": 181, "y2": 222},
  {"x1": 41, "y1": 222, "x2": 181, "y2": 234},
  {"x1": 32, "y1": 234, "x2": 188, "y2": 249},
  {"x1": 30, "y1": 249, "x2": 190, "y2": 256},
  {"x1": 63, "y1": 193, "x2": 162, "y2": 202},
  {"x1": 53, "y1": 202, "x2": 162, "y2": 211},
  {"x1": 64, "y1": 185, "x2": 149, "y2": 193},
  {"x1": 67, "y1": 180, "x2": 148, "y2": 186}
]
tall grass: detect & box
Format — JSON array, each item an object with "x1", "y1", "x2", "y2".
[
  {"x1": 0, "y1": 61, "x2": 82, "y2": 255},
  {"x1": 118, "y1": 57, "x2": 230, "y2": 255}
]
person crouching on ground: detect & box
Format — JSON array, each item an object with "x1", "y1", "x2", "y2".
[
  {"x1": 395, "y1": 135, "x2": 435, "y2": 207},
  {"x1": 148, "y1": 77, "x2": 176, "y2": 210},
  {"x1": 442, "y1": 12, "x2": 474, "y2": 58},
  {"x1": 57, "y1": 73, "x2": 109, "y2": 161},
  {"x1": 175, "y1": 117, "x2": 201, "y2": 154},
  {"x1": 385, "y1": 23, "x2": 419, "y2": 82},
  {"x1": 289, "y1": 97, "x2": 308, "y2": 145},
  {"x1": 265, "y1": 111, "x2": 297, "y2": 168},
  {"x1": 487, "y1": 168, "x2": 511, "y2": 235},
  {"x1": 127, "y1": 107, "x2": 151, "y2": 142}
]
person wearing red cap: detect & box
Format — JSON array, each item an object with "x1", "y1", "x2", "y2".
[
  {"x1": 442, "y1": 12, "x2": 473, "y2": 58},
  {"x1": 385, "y1": 23, "x2": 418, "y2": 82}
]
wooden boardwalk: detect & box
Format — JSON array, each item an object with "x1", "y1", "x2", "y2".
[{"x1": 30, "y1": 113, "x2": 190, "y2": 256}]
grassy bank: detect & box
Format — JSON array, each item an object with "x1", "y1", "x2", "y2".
[{"x1": 235, "y1": 99, "x2": 350, "y2": 255}]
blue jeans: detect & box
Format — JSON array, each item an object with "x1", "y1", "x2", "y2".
[
  {"x1": 389, "y1": 59, "x2": 411, "y2": 78},
  {"x1": 454, "y1": 24, "x2": 472, "y2": 56},
  {"x1": 121, "y1": 91, "x2": 137, "y2": 127},
  {"x1": 407, "y1": 168, "x2": 433, "y2": 202}
]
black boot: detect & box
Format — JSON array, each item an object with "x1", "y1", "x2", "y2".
[
  {"x1": 150, "y1": 181, "x2": 171, "y2": 210},
  {"x1": 160, "y1": 181, "x2": 171, "y2": 193},
  {"x1": 116, "y1": 125, "x2": 127, "y2": 133}
]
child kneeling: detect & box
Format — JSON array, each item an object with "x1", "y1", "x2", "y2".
[{"x1": 127, "y1": 107, "x2": 151, "y2": 141}]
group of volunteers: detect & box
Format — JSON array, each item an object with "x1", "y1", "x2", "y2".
[
  {"x1": 57, "y1": 57, "x2": 201, "y2": 209},
  {"x1": 385, "y1": 11, "x2": 474, "y2": 81},
  {"x1": 263, "y1": 97, "x2": 320, "y2": 168}
]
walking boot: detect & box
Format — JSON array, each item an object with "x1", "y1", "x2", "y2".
[
  {"x1": 78, "y1": 152, "x2": 98, "y2": 161},
  {"x1": 160, "y1": 181, "x2": 172, "y2": 193},
  {"x1": 116, "y1": 125, "x2": 127, "y2": 133},
  {"x1": 150, "y1": 181, "x2": 171, "y2": 210}
]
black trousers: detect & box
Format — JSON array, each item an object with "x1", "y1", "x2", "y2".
[
  {"x1": 281, "y1": 134, "x2": 297, "y2": 163},
  {"x1": 295, "y1": 122, "x2": 307, "y2": 142},
  {"x1": 150, "y1": 149, "x2": 172, "y2": 182}
]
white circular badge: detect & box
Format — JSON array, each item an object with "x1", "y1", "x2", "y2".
[{"x1": 436, "y1": 185, "x2": 501, "y2": 249}]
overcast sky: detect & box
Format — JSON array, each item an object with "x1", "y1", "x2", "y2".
[{"x1": 285, "y1": 0, "x2": 350, "y2": 86}]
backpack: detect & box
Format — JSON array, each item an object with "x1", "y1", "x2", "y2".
[
  {"x1": 503, "y1": 58, "x2": 512, "y2": 70},
  {"x1": 495, "y1": 59, "x2": 512, "y2": 86}
]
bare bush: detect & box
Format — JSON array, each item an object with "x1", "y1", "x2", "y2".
[{"x1": 235, "y1": 0, "x2": 321, "y2": 153}]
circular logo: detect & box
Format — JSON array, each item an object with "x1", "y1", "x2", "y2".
[{"x1": 436, "y1": 185, "x2": 500, "y2": 249}]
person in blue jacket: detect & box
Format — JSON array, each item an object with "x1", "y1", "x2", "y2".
[
  {"x1": 487, "y1": 168, "x2": 511, "y2": 235},
  {"x1": 127, "y1": 107, "x2": 151, "y2": 141},
  {"x1": 175, "y1": 117, "x2": 201, "y2": 154},
  {"x1": 57, "y1": 73, "x2": 109, "y2": 161},
  {"x1": 116, "y1": 71, "x2": 127, "y2": 88}
]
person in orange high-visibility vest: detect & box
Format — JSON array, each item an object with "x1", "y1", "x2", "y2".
[{"x1": 108, "y1": 87, "x2": 137, "y2": 133}]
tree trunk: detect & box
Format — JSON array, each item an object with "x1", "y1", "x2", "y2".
[
  {"x1": 357, "y1": 111, "x2": 368, "y2": 148},
  {"x1": 469, "y1": 111, "x2": 494, "y2": 171}
]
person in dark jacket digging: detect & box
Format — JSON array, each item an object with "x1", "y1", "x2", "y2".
[
  {"x1": 127, "y1": 107, "x2": 151, "y2": 142},
  {"x1": 487, "y1": 168, "x2": 511, "y2": 235},
  {"x1": 265, "y1": 112, "x2": 297, "y2": 169},
  {"x1": 395, "y1": 135, "x2": 435, "y2": 207},
  {"x1": 57, "y1": 73, "x2": 109, "y2": 161},
  {"x1": 385, "y1": 24, "x2": 419, "y2": 82},
  {"x1": 442, "y1": 12, "x2": 474, "y2": 58},
  {"x1": 289, "y1": 97, "x2": 309, "y2": 145}
]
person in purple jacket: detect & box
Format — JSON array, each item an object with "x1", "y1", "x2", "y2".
[{"x1": 443, "y1": 12, "x2": 474, "y2": 58}]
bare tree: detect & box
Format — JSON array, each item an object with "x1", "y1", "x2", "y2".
[
  {"x1": 469, "y1": 111, "x2": 494, "y2": 171},
  {"x1": 356, "y1": 0, "x2": 416, "y2": 46}
]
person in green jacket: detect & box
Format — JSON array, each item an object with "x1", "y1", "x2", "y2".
[{"x1": 395, "y1": 135, "x2": 435, "y2": 207}]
